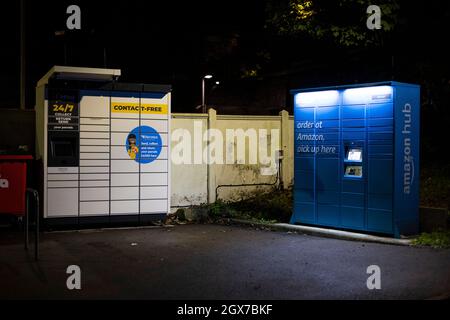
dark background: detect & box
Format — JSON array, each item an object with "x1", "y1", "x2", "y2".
[
  {"x1": 1, "y1": 0, "x2": 269, "y2": 112},
  {"x1": 0, "y1": 0, "x2": 447, "y2": 114}
]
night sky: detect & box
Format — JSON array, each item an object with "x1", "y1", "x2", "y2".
[
  {"x1": 1, "y1": 0, "x2": 450, "y2": 119},
  {"x1": 0, "y1": 0, "x2": 266, "y2": 110}
]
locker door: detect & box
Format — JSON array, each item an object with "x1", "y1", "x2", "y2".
[
  {"x1": 79, "y1": 92, "x2": 111, "y2": 217},
  {"x1": 367, "y1": 101, "x2": 394, "y2": 234},
  {"x1": 110, "y1": 93, "x2": 140, "y2": 220},
  {"x1": 139, "y1": 92, "x2": 170, "y2": 217}
]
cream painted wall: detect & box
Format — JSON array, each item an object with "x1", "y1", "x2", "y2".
[
  {"x1": 170, "y1": 114, "x2": 208, "y2": 207},
  {"x1": 170, "y1": 110, "x2": 293, "y2": 209}
]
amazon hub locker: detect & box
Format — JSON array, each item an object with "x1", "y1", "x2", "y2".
[
  {"x1": 290, "y1": 82, "x2": 420, "y2": 238},
  {"x1": 35, "y1": 66, "x2": 171, "y2": 226}
]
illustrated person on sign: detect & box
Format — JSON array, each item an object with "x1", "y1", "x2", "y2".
[{"x1": 127, "y1": 133, "x2": 139, "y2": 160}]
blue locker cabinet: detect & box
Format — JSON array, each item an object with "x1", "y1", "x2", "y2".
[{"x1": 291, "y1": 82, "x2": 420, "y2": 238}]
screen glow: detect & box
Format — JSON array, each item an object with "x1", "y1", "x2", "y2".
[{"x1": 347, "y1": 148, "x2": 362, "y2": 161}]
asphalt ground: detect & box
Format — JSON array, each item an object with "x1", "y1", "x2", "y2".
[{"x1": 0, "y1": 224, "x2": 449, "y2": 299}]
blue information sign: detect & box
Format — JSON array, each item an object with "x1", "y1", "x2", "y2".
[{"x1": 125, "y1": 126, "x2": 162, "y2": 164}]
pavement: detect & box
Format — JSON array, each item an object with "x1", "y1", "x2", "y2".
[{"x1": 0, "y1": 224, "x2": 449, "y2": 299}]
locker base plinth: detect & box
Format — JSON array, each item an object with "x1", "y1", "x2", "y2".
[{"x1": 43, "y1": 214, "x2": 167, "y2": 231}]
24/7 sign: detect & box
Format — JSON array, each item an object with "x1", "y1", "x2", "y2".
[{"x1": 48, "y1": 101, "x2": 79, "y2": 131}]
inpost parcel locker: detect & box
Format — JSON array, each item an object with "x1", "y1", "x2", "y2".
[
  {"x1": 35, "y1": 66, "x2": 171, "y2": 226},
  {"x1": 291, "y1": 82, "x2": 420, "y2": 237}
]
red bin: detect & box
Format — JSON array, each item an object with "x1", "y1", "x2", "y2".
[{"x1": 0, "y1": 155, "x2": 33, "y2": 216}]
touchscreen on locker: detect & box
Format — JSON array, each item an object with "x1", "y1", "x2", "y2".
[{"x1": 347, "y1": 148, "x2": 362, "y2": 161}]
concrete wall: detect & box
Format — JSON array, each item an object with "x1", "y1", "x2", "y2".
[
  {"x1": 213, "y1": 113, "x2": 281, "y2": 201},
  {"x1": 170, "y1": 113, "x2": 208, "y2": 207},
  {"x1": 170, "y1": 109, "x2": 294, "y2": 209}
]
